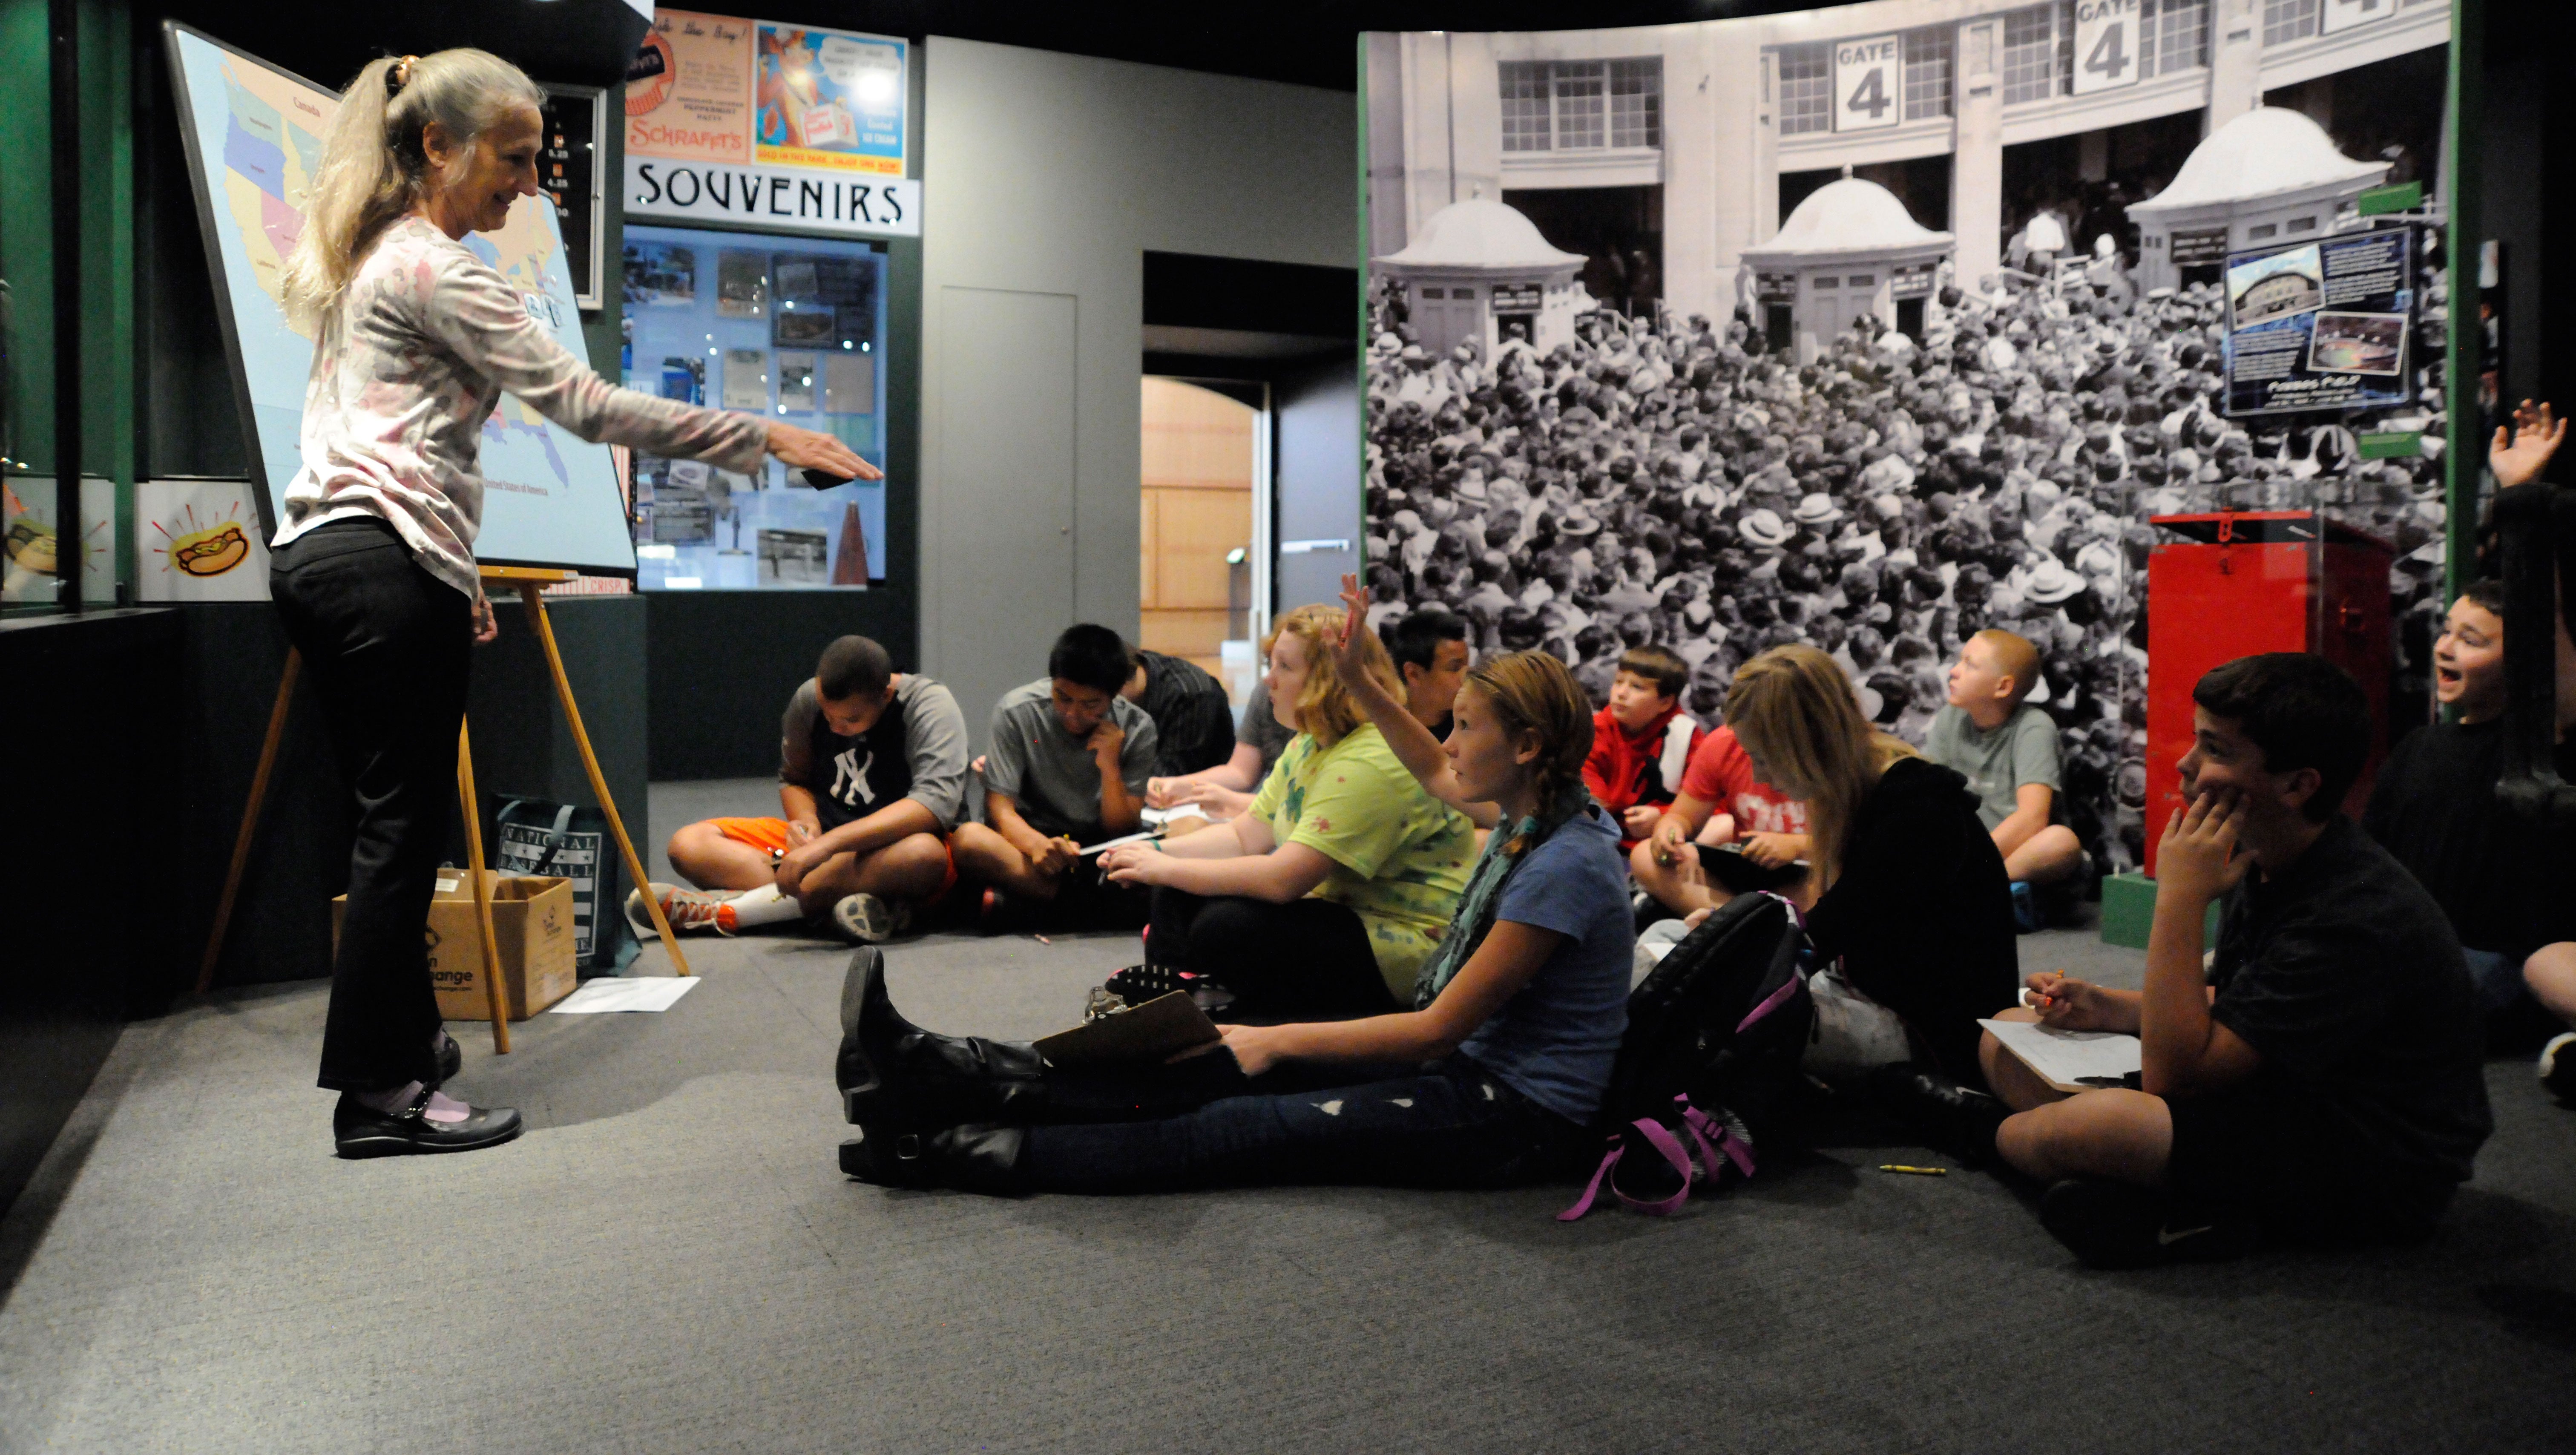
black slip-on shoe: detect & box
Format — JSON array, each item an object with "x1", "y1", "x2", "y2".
[
  {"x1": 1869, "y1": 1064, "x2": 2010, "y2": 1167},
  {"x1": 334, "y1": 1089, "x2": 523, "y2": 1159},
  {"x1": 2039, "y1": 1177, "x2": 2256, "y2": 1269},
  {"x1": 2540, "y1": 1033, "x2": 2576, "y2": 1104},
  {"x1": 429, "y1": 1032, "x2": 462, "y2": 1090}
]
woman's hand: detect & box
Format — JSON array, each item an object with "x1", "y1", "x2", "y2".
[
  {"x1": 2023, "y1": 971, "x2": 2119, "y2": 1032},
  {"x1": 766, "y1": 421, "x2": 882, "y2": 482},
  {"x1": 1099, "y1": 842, "x2": 1170, "y2": 886},
  {"x1": 1217, "y1": 1023, "x2": 1286, "y2": 1077},
  {"x1": 470, "y1": 590, "x2": 499, "y2": 644}
]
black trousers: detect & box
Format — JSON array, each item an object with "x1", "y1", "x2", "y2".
[
  {"x1": 1146, "y1": 886, "x2": 1400, "y2": 1019},
  {"x1": 1019, "y1": 1058, "x2": 1588, "y2": 1195},
  {"x1": 270, "y1": 519, "x2": 472, "y2": 1093}
]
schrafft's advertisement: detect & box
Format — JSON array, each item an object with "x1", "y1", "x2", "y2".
[
  {"x1": 624, "y1": 10, "x2": 754, "y2": 164},
  {"x1": 2222, "y1": 226, "x2": 2417, "y2": 417},
  {"x1": 624, "y1": 8, "x2": 916, "y2": 237}
]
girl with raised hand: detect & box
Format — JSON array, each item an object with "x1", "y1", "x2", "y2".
[
  {"x1": 837, "y1": 576, "x2": 1634, "y2": 1196},
  {"x1": 271, "y1": 49, "x2": 876, "y2": 1158},
  {"x1": 1097, "y1": 604, "x2": 1471, "y2": 1018}
]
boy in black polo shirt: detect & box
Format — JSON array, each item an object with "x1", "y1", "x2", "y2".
[{"x1": 1971, "y1": 653, "x2": 2491, "y2": 1267}]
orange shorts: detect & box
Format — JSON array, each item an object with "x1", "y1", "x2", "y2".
[{"x1": 711, "y1": 817, "x2": 960, "y2": 903}]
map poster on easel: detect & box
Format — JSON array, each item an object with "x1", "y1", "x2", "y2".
[{"x1": 162, "y1": 22, "x2": 639, "y2": 578}]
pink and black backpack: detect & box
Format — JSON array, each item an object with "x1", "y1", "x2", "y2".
[{"x1": 1560, "y1": 891, "x2": 1814, "y2": 1221}]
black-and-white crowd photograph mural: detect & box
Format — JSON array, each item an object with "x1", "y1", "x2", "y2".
[{"x1": 1363, "y1": 1, "x2": 2457, "y2": 875}]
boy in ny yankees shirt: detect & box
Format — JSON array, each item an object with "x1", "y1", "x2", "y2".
[{"x1": 638, "y1": 635, "x2": 970, "y2": 942}]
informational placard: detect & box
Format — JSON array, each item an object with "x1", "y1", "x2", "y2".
[
  {"x1": 626, "y1": 9, "x2": 917, "y2": 238},
  {"x1": 2072, "y1": 0, "x2": 2142, "y2": 95},
  {"x1": 1833, "y1": 34, "x2": 1900, "y2": 132},
  {"x1": 163, "y1": 23, "x2": 638, "y2": 575},
  {"x1": 1889, "y1": 260, "x2": 1938, "y2": 299},
  {"x1": 2222, "y1": 226, "x2": 2416, "y2": 417},
  {"x1": 539, "y1": 85, "x2": 606, "y2": 309},
  {"x1": 2170, "y1": 226, "x2": 2230, "y2": 269}
]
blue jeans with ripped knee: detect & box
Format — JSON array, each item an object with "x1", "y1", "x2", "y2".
[{"x1": 1018, "y1": 1058, "x2": 1587, "y2": 1194}]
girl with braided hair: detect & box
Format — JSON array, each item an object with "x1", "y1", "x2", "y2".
[{"x1": 834, "y1": 577, "x2": 1633, "y2": 1196}]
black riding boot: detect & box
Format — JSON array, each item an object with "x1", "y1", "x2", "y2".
[
  {"x1": 838, "y1": 1122, "x2": 1026, "y2": 1196},
  {"x1": 837, "y1": 948, "x2": 1049, "y2": 1129}
]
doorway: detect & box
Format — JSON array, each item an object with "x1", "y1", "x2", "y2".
[{"x1": 1141, "y1": 377, "x2": 1264, "y2": 696}]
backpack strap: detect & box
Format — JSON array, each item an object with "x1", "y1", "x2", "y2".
[
  {"x1": 1678, "y1": 1096, "x2": 1757, "y2": 1181},
  {"x1": 1555, "y1": 1139, "x2": 1624, "y2": 1222},
  {"x1": 1612, "y1": 1118, "x2": 1699, "y2": 1216}
]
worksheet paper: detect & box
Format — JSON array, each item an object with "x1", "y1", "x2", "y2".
[
  {"x1": 551, "y1": 978, "x2": 702, "y2": 1014},
  {"x1": 1975, "y1": 1018, "x2": 2142, "y2": 1087}
]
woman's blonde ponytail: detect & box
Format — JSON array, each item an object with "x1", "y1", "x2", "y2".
[{"x1": 280, "y1": 49, "x2": 544, "y2": 332}]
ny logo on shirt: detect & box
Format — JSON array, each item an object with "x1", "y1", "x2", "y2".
[{"x1": 829, "y1": 747, "x2": 877, "y2": 808}]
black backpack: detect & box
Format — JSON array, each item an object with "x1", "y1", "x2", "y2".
[{"x1": 1559, "y1": 891, "x2": 1814, "y2": 1220}]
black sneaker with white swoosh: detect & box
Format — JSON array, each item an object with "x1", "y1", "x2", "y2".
[{"x1": 2039, "y1": 1178, "x2": 2258, "y2": 1269}]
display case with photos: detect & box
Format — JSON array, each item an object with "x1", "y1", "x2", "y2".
[{"x1": 619, "y1": 223, "x2": 887, "y2": 590}]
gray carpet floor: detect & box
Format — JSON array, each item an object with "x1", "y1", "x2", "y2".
[{"x1": 3, "y1": 779, "x2": 2572, "y2": 1453}]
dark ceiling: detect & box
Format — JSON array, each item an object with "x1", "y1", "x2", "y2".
[{"x1": 794, "y1": 1, "x2": 1849, "y2": 92}]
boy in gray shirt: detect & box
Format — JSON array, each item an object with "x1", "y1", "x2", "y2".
[
  {"x1": 642, "y1": 635, "x2": 969, "y2": 943},
  {"x1": 1926, "y1": 630, "x2": 2084, "y2": 913},
  {"x1": 952, "y1": 624, "x2": 1158, "y2": 924}
]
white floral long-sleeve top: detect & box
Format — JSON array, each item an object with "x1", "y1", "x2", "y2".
[{"x1": 273, "y1": 214, "x2": 769, "y2": 598}]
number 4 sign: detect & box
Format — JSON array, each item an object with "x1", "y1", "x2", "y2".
[
  {"x1": 1834, "y1": 34, "x2": 1900, "y2": 132},
  {"x1": 2073, "y1": 0, "x2": 2141, "y2": 95}
]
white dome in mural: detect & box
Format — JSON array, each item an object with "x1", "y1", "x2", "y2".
[
  {"x1": 1762, "y1": 176, "x2": 1951, "y2": 255},
  {"x1": 1376, "y1": 197, "x2": 1586, "y2": 270},
  {"x1": 2129, "y1": 107, "x2": 2388, "y2": 215}
]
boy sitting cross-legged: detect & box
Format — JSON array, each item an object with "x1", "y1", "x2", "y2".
[
  {"x1": 1925, "y1": 629, "x2": 2085, "y2": 929},
  {"x1": 635, "y1": 634, "x2": 970, "y2": 943},
  {"x1": 1958, "y1": 654, "x2": 2492, "y2": 1268}
]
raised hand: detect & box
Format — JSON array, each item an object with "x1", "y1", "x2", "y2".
[
  {"x1": 1331, "y1": 572, "x2": 1375, "y2": 680},
  {"x1": 2490, "y1": 399, "x2": 2564, "y2": 489}
]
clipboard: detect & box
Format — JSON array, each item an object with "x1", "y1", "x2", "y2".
[
  {"x1": 1975, "y1": 1018, "x2": 2143, "y2": 1095},
  {"x1": 1033, "y1": 991, "x2": 1222, "y2": 1069}
]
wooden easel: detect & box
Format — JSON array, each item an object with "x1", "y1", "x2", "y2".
[{"x1": 197, "y1": 566, "x2": 690, "y2": 1053}]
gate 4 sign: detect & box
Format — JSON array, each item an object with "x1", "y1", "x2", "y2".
[
  {"x1": 2073, "y1": 0, "x2": 2141, "y2": 95},
  {"x1": 1834, "y1": 34, "x2": 1900, "y2": 132},
  {"x1": 2323, "y1": 0, "x2": 2395, "y2": 33}
]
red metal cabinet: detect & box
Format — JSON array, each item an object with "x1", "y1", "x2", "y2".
[{"x1": 2143, "y1": 512, "x2": 2392, "y2": 876}]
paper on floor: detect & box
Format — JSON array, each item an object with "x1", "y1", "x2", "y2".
[
  {"x1": 551, "y1": 977, "x2": 701, "y2": 1014},
  {"x1": 1975, "y1": 1018, "x2": 2142, "y2": 1088}
]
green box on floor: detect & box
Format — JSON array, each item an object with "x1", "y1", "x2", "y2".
[{"x1": 2099, "y1": 872, "x2": 2222, "y2": 949}]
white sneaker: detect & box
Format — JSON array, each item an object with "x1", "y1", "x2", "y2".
[
  {"x1": 627, "y1": 883, "x2": 739, "y2": 937},
  {"x1": 831, "y1": 892, "x2": 910, "y2": 944},
  {"x1": 2542, "y1": 1032, "x2": 2576, "y2": 1103}
]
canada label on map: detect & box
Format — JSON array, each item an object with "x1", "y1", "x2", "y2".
[{"x1": 165, "y1": 23, "x2": 638, "y2": 577}]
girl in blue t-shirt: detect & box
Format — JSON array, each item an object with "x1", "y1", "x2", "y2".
[{"x1": 837, "y1": 579, "x2": 1634, "y2": 1196}]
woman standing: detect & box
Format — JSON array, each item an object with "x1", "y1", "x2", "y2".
[
  {"x1": 273, "y1": 49, "x2": 873, "y2": 1156},
  {"x1": 1099, "y1": 605, "x2": 1472, "y2": 1018}
]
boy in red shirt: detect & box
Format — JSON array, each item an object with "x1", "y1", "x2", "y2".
[
  {"x1": 1582, "y1": 646, "x2": 1704, "y2": 851},
  {"x1": 1631, "y1": 725, "x2": 1812, "y2": 917}
]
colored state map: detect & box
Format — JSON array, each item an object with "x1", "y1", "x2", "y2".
[{"x1": 173, "y1": 29, "x2": 633, "y2": 574}]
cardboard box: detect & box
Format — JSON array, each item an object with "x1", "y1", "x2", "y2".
[{"x1": 333, "y1": 872, "x2": 579, "y2": 1021}]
